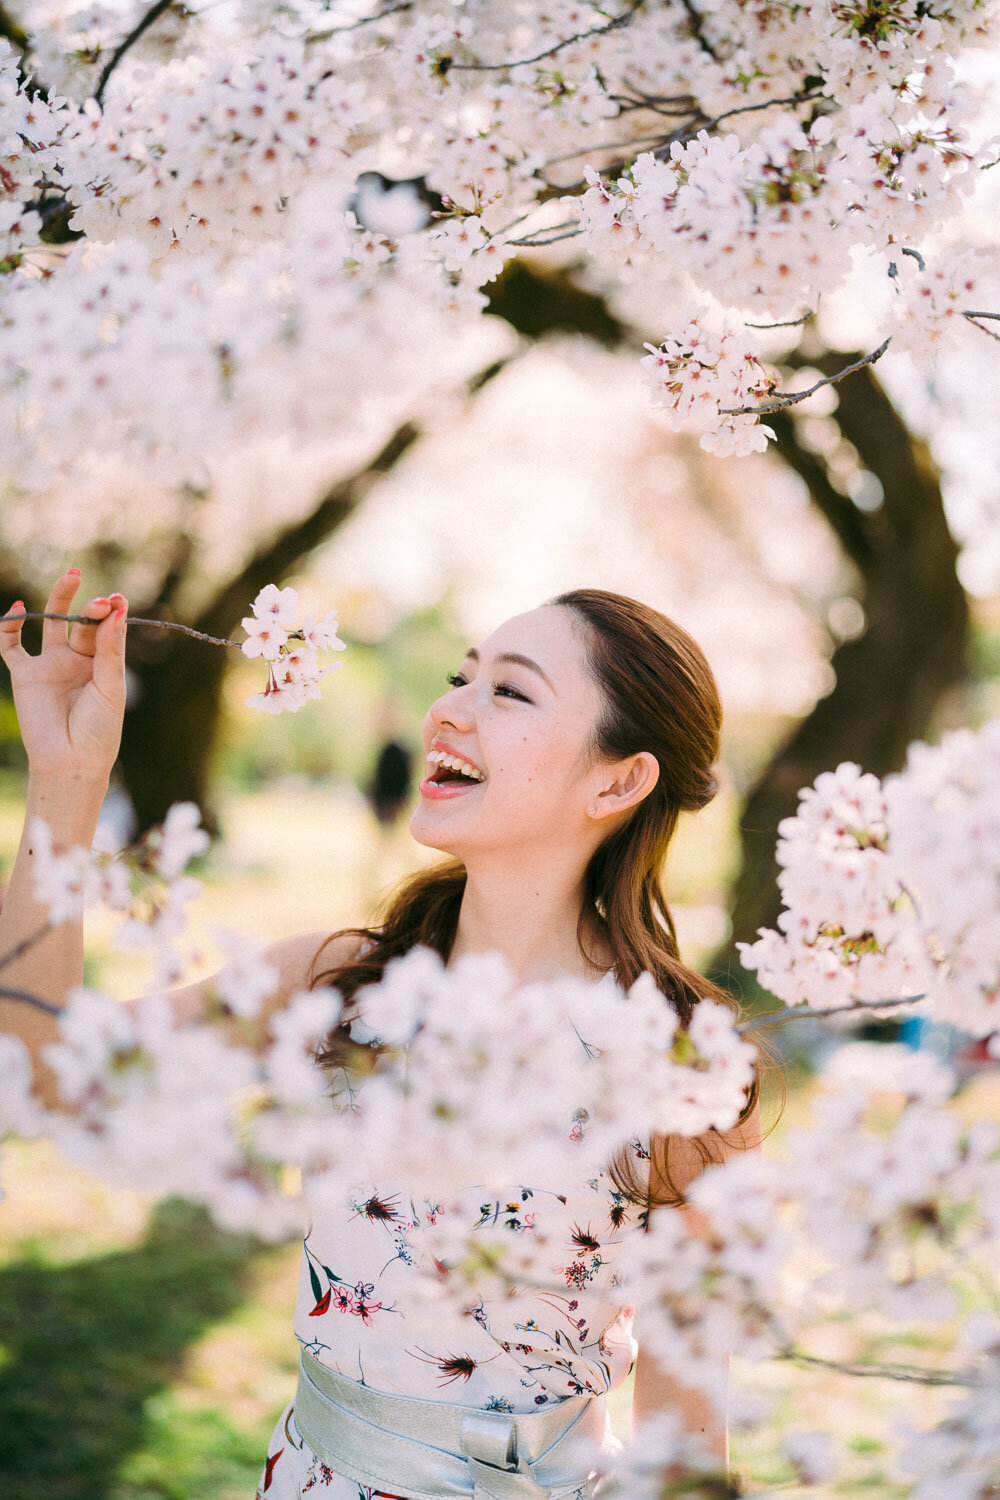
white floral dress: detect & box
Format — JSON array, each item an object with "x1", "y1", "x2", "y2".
[{"x1": 256, "y1": 971, "x2": 646, "y2": 1499}]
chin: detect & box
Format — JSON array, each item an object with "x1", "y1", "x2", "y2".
[{"x1": 408, "y1": 806, "x2": 459, "y2": 853}]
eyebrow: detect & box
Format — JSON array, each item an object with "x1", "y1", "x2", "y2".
[{"x1": 464, "y1": 647, "x2": 558, "y2": 695}]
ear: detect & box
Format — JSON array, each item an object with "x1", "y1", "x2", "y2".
[{"x1": 587, "y1": 751, "x2": 659, "y2": 821}]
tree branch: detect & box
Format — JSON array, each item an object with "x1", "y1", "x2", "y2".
[
  {"x1": 677, "y1": 0, "x2": 720, "y2": 61},
  {"x1": 4, "y1": 611, "x2": 244, "y2": 648},
  {"x1": 737, "y1": 992, "x2": 927, "y2": 1034},
  {"x1": 94, "y1": 0, "x2": 177, "y2": 107},
  {"x1": 447, "y1": 1, "x2": 643, "y2": 72},
  {"x1": 0, "y1": 2, "x2": 48, "y2": 99},
  {"x1": 776, "y1": 1345, "x2": 975, "y2": 1387},
  {"x1": 193, "y1": 356, "x2": 514, "y2": 645},
  {"x1": 0, "y1": 985, "x2": 64, "y2": 1016},
  {"x1": 720, "y1": 338, "x2": 892, "y2": 416},
  {"x1": 0, "y1": 921, "x2": 54, "y2": 972}
]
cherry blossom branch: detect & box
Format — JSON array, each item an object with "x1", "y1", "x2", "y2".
[
  {"x1": 537, "y1": 87, "x2": 826, "y2": 202},
  {"x1": 776, "y1": 1344, "x2": 976, "y2": 1387},
  {"x1": 4, "y1": 611, "x2": 246, "y2": 648},
  {"x1": 719, "y1": 338, "x2": 892, "y2": 416},
  {"x1": 737, "y1": 992, "x2": 927, "y2": 1033},
  {"x1": 0, "y1": 920, "x2": 53, "y2": 973},
  {"x1": 306, "y1": 2, "x2": 414, "y2": 44},
  {"x1": 0, "y1": 984, "x2": 63, "y2": 1016},
  {"x1": 94, "y1": 0, "x2": 176, "y2": 107},
  {"x1": 964, "y1": 310, "x2": 1000, "y2": 346},
  {"x1": 745, "y1": 310, "x2": 815, "y2": 330},
  {"x1": 678, "y1": 0, "x2": 720, "y2": 61},
  {"x1": 447, "y1": 1, "x2": 643, "y2": 72}
]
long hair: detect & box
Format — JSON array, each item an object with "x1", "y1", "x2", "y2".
[{"x1": 311, "y1": 588, "x2": 774, "y2": 1207}]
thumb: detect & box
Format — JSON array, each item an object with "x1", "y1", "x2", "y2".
[{"x1": 91, "y1": 602, "x2": 128, "y2": 702}]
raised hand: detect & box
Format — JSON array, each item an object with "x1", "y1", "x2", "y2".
[{"x1": 0, "y1": 568, "x2": 128, "y2": 784}]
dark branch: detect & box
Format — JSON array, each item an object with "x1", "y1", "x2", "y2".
[
  {"x1": 0, "y1": 921, "x2": 54, "y2": 972},
  {"x1": 193, "y1": 357, "x2": 514, "y2": 646},
  {"x1": 720, "y1": 338, "x2": 892, "y2": 416},
  {"x1": 776, "y1": 1346, "x2": 975, "y2": 1388},
  {"x1": 964, "y1": 309, "x2": 1000, "y2": 345},
  {"x1": 5, "y1": 611, "x2": 243, "y2": 647},
  {"x1": 0, "y1": 985, "x2": 64, "y2": 1016},
  {"x1": 447, "y1": 2, "x2": 643, "y2": 72},
  {"x1": 0, "y1": 2, "x2": 49, "y2": 99},
  {"x1": 94, "y1": 0, "x2": 177, "y2": 107},
  {"x1": 306, "y1": 2, "x2": 413, "y2": 43},
  {"x1": 737, "y1": 993, "x2": 927, "y2": 1033},
  {"x1": 677, "y1": 0, "x2": 720, "y2": 61},
  {"x1": 745, "y1": 311, "x2": 814, "y2": 330}
]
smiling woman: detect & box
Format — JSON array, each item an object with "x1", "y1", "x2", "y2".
[{"x1": 240, "y1": 588, "x2": 768, "y2": 1498}]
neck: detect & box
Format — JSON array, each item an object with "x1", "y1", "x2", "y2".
[{"x1": 447, "y1": 853, "x2": 611, "y2": 985}]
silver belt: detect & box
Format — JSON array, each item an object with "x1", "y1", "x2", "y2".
[{"x1": 293, "y1": 1345, "x2": 610, "y2": 1498}]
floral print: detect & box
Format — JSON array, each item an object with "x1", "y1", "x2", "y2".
[{"x1": 255, "y1": 972, "x2": 642, "y2": 1499}]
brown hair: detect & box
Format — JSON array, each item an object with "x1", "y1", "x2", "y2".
[{"x1": 311, "y1": 588, "x2": 773, "y2": 1208}]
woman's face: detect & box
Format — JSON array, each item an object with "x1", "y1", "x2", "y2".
[{"x1": 409, "y1": 604, "x2": 608, "y2": 860}]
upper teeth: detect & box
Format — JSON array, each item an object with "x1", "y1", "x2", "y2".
[{"x1": 427, "y1": 749, "x2": 485, "y2": 782}]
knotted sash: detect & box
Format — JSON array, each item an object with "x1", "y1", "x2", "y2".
[{"x1": 294, "y1": 1346, "x2": 611, "y2": 1498}]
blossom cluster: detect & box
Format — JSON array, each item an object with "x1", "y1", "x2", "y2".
[
  {"x1": 739, "y1": 718, "x2": 1000, "y2": 1038},
  {"x1": 240, "y1": 582, "x2": 346, "y2": 714},
  {"x1": 0, "y1": 0, "x2": 996, "y2": 485},
  {"x1": 2, "y1": 709, "x2": 1000, "y2": 1487}
]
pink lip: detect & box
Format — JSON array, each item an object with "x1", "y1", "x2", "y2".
[{"x1": 418, "y1": 776, "x2": 483, "y2": 800}]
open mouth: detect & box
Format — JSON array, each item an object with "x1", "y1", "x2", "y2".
[
  {"x1": 421, "y1": 749, "x2": 486, "y2": 798},
  {"x1": 430, "y1": 763, "x2": 483, "y2": 786}
]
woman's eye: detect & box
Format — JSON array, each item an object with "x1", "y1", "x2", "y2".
[{"x1": 444, "y1": 672, "x2": 528, "y2": 702}]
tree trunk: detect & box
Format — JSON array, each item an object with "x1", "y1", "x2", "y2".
[{"x1": 722, "y1": 351, "x2": 969, "y2": 973}]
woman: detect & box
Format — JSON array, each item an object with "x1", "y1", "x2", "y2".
[{"x1": 0, "y1": 571, "x2": 762, "y2": 1498}]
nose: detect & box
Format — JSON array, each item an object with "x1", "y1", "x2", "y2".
[{"x1": 428, "y1": 680, "x2": 473, "y2": 734}]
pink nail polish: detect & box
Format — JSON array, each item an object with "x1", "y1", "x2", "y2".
[
  {"x1": 115, "y1": 607, "x2": 127, "y2": 621},
  {"x1": 67, "y1": 567, "x2": 81, "y2": 576}
]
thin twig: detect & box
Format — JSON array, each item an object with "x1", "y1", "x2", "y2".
[
  {"x1": 964, "y1": 309, "x2": 1000, "y2": 346},
  {"x1": 535, "y1": 88, "x2": 825, "y2": 203},
  {"x1": 505, "y1": 227, "x2": 583, "y2": 248},
  {"x1": 0, "y1": 985, "x2": 64, "y2": 1016},
  {"x1": 776, "y1": 1345, "x2": 975, "y2": 1387},
  {"x1": 94, "y1": 0, "x2": 177, "y2": 106},
  {"x1": 737, "y1": 992, "x2": 927, "y2": 1034},
  {"x1": 745, "y1": 310, "x2": 814, "y2": 330},
  {"x1": 719, "y1": 337, "x2": 892, "y2": 417},
  {"x1": 0, "y1": 921, "x2": 54, "y2": 973},
  {"x1": 3, "y1": 611, "x2": 246, "y2": 649},
  {"x1": 447, "y1": 1, "x2": 642, "y2": 72},
  {"x1": 306, "y1": 1, "x2": 413, "y2": 43},
  {"x1": 678, "y1": 0, "x2": 720, "y2": 61}
]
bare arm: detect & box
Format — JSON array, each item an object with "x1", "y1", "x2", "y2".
[{"x1": 0, "y1": 571, "x2": 128, "y2": 1103}]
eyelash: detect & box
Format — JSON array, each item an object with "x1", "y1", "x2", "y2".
[{"x1": 445, "y1": 671, "x2": 528, "y2": 702}]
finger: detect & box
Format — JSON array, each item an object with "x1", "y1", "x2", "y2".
[
  {"x1": 91, "y1": 599, "x2": 128, "y2": 703},
  {"x1": 0, "y1": 600, "x2": 30, "y2": 672},
  {"x1": 41, "y1": 568, "x2": 82, "y2": 652},
  {"x1": 68, "y1": 596, "x2": 113, "y2": 655}
]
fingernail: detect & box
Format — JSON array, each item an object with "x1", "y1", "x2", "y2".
[
  {"x1": 66, "y1": 567, "x2": 81, "y2": 576},
  {"x1": 10, "y1": 600, "x2": 23, "y2": 609},
  {"x1": 115, "y1": 606, "x2": 127, "y2": 623},
  {"x1": 109, "y1": 593, "x2": 125, "y2": 604},
  {"x1": 93, "y1": 597, "x2": 110, "y2": 607}
]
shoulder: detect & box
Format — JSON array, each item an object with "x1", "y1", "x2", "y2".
[
  {"x1": 649, "y1": 1098, "x2": 764, "y2": 1205},
  {"x1": 263, "y1": 928, "x2": 372, "y2": 998}
]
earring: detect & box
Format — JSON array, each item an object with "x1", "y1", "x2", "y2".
[{"x1": 589, "y1": 804, "x2": 597, "y2": 817}]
